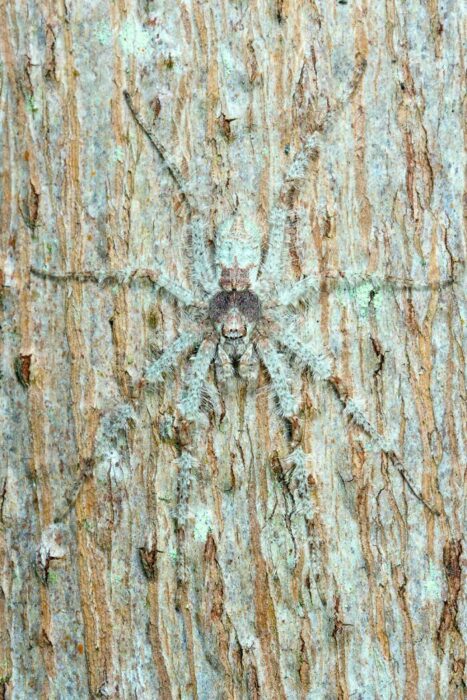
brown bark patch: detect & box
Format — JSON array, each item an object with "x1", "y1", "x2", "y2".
[{"x1": 437, "y1": 539, "x2": 463, "y2": 650}]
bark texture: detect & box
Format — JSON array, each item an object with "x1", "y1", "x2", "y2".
[{"x1": 0, "y1": 1, "x2": 465, "y2": 698}]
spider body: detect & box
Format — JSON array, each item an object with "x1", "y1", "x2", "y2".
[
  {"x1": 208, "y1": 277, "x2": 261, "y2": 361},
  {"x1": 146, "y1": 223, "x2": 311, "y2": 425}
]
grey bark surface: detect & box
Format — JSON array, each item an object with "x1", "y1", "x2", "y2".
[{"x1": 0, "y1": 1, "x2": 465, "y2": 699}]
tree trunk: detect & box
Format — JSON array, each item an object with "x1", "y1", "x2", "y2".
[{"x1": 0, "y1": 1, "x2": 465, "y2": 698}]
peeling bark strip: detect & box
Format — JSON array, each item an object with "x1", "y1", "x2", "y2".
[
  {"x1": 437, "y1": 540, "x2": 463, "y2": 650},
  {"x1": 14, "y1": 353, "x2": 31, "y2": 387},
  {"x1": 1, "y1": 1, "x2": 465, "y2": 698}
]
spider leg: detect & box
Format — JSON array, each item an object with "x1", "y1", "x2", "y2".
[
  {"x1": 277, "y1": 328, "x2": 384, "y2": 438},
  {"x1": 282, "y1": 446, "x2": 314, "y2": 518},
  {"x1": 276, "y1": 329, "x2": 387, "y2": 446},
  {"x1": 255, "y1": 337, "x2": 300, "y2": 419},
  {"x1": 178, "y1": 337, "x2": 217, "y2": 422},
  {"x1": 276, "y1": 273, "x2": 321, "y2": 306},
  {"x1": 276, "y1": 329, "x2": 333, "y2": 381},
  {"x1": 190, "y1": 219, "x2": 217, "y2": 295},
  {"x1": 170, "y1": 338, "x2": 217, "y2": 583},
  {"x1": 256, "y1": 58, "x2": 366, "y2": 297},
  {"x1": 254, "y1": 132, "x2": 322, "y2": 298},
  {"x1": 124, "y1": 91, "x2": 217, "y2": 296},
  {"x1": 174, "y1": 450, "x2": 195, "y2": 529},
  {"x1": 124, "y1": 90, "x2": 198, "y2": 212},
  {"x1": 255, "y1": 208, "x2": 288, "y2": 290},
  {"x1": 149, "y1": 264, "x2": 199, "y2": 306},
  {"x1": 173, "y1": 449, "x2": 196, "y2": 585},
  {"x1": 146, "y1": 332, "x2": 202, "y2": 385},
  {"x1": 270, "y1": 268, "x2": 465, "y2": 309},
  {"x1": 30, "y1": 264, "x2": 200, "y2": 307},
  {"x1": 237, "y1": 343, "x2": 261, "y2": 384},
  {"x1": 256, "y1": 337, "x2": 312, "y2": 516},
  {"x1": 275, "y1": 329, "x2": 439, "y2": 514}
]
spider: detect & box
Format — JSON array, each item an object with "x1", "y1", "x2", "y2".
[
  {"x1": 31, "y1": 72, "x2": 439, "y2": 516},
  {"x1": 117, "y1": 85, "x2": 381, "y2": 449}
]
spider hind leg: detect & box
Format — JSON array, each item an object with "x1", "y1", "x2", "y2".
[
  {"x1": 256, "y1": 338, "x2": 309, "y2": 474},
  {"x1": 178, "y1": 337, "x2": 217, "y2": 423},
  {"x1": 237, "y1": 343, "x2": 260, "y2": 384},
  {"x1": 214, "y1": 345, "x2": 236, "y2": 387}
]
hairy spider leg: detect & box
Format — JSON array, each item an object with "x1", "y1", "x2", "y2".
[
  {"x1": 255, "y1": 122, "x2": 336, "y2": 298},
  {"x1": 124, "y1": 90, "x2": 197, "y2": 211},
  {"x1": 256, "y1": 208, "x2": 288, "y2": 286},
  {"x1": 175, "y1": 450, "x2": 196, "y2": 528},
  {"x1": 190, "y1": 218, "x2": 218, "y2": 295},
  {"x1": 278, "y1": 328, "x2": 333, "y2": 381},
  {"x1": 255, "y1": 337, "x2": 299, "y2": 418},
  {"x1": 30, "y1": 267, "x2": 125, "y2": 284},
  {"x1": 256, "y1": 58, "x2": 367, "y2": 298},
  {"x1": 151, "y1": 263, "x2": 200, "y2": 306},
  {"x1": 124, "y1": 90, "x2": 217, "y2": 295},
  {"x1": 178, "y1": 337, "x2": 217, "y2": 422},
  {"x1": 277, "y1": 328, "x2": 398, "y2": 452},
  {"x1": 173, "y1": 450, "x2": 196, "y2": 585},
  {"x1": 172, "y1": 338, "x2": 217, "y2": 583},
  {"x1": 146, "y1": 332, "x2": 203, "y2": 384},
  {"x1": 277, "y1": 330, "x2": 439, "y2": 514},
  {"x1": 31, "y1": 264, "x2": 199, "y2": 307},
  {"x1": 263, "y1": 267, "x2": 464, "y2": 309},
  {"x1": 276, "y1": 274, "x2": 321, "y2": 306}
]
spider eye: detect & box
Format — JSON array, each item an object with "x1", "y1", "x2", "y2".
[
  {"x1": 235, "y1": 291, "x2": 261, "y2": 322},
  {"x1": 208, "y1": 291, "x2": 232, "y2": 322}
]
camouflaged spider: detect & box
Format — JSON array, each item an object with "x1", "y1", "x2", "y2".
[
  {"x1": 120, "y1": 83, "x2": 397, "y2": 459},
  {"x1": 120, "y1": 87, "x2": 437, "y2": 518},
  {"x1": 119, "y1": 92, "x2": 329, "y2": 432},
  {"x1": 31, "y1": 73, "x2": 385, "y2": 449},
  {"x1": 31, "y1": 75, "x2": 440, "y2": 515}
]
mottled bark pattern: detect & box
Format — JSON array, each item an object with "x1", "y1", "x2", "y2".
[{"x1": 0, "y1": 1, "x2": 465, "y2": 699}]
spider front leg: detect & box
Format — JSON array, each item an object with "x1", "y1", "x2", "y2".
[
  {"x1": 30, "y1": 263, "x2": 200, "y2": 308},
  {"x1": 276, "y1": 327, "x2": 387, "y2": 445},
  {"x1": 255, "y1": 337, "x2": 313, "y2": 518},
  {"x1": 255, "y1": 337, "x2": 300, "y2": 420},
  {"x1": 276, "y1": 328, "x2": 392, "y2": 447},
  {"x1": 170, "y1": 337, "x2": 217, "y2": 583},
  {"x1": 256, "y1": 57, "x2": 367, "y2": 299}
]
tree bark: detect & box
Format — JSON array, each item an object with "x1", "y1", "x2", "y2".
[{"x1": 0, "y1": 1, "x2": 465, "y2": 698}]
